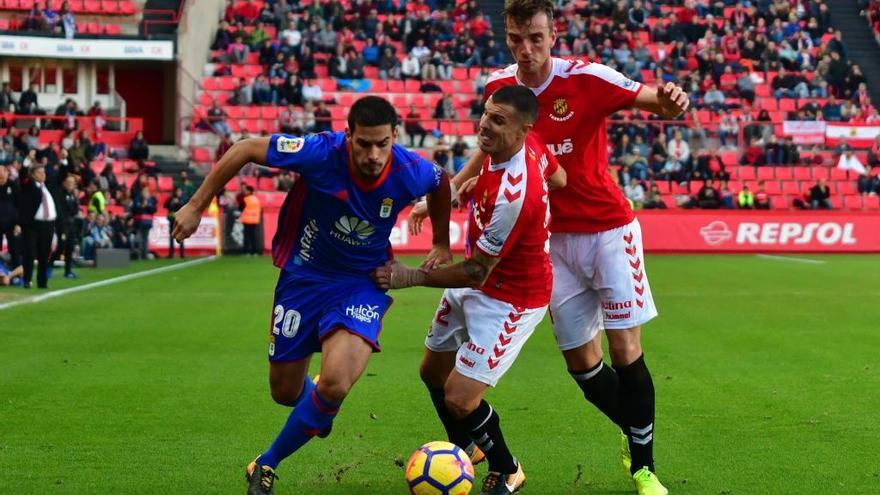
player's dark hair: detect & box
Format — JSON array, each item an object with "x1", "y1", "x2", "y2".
[
  {"x1": 503, "y1": 0, "x2": 555, "y2": 29},
  {"x1": 490, "y1": 85, "x2": 538, "y2": 125},
  {"x1": 348, "y1": 96, "x2": 399, "y2": 131}
]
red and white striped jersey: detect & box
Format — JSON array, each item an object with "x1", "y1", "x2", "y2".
[
  {"x1": 466, "y1": 133, "x2": 558, "y2": 308},
  {"x1": 484, "y1": 58, "x2": 643, "y2": 233}
]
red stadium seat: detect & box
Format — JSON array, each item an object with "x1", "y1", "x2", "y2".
[
  {"x1": 257, "y1": 178, "x2": 275, "y2": 191},
  {"x1": 811, "y1": 167, "x2": 829, "y2": 180},
  {"x1": 101, "y1": 0, "x2": 119, "y2": 14},
  {"x1": 844, "y1": 195, "x2": 863, "y2": 209},
  {"x1": 757, "y1": 167, "x2": 774, "y2": 180},
  {"x1": 157, "y1": 176, "x2": 173, "y2": 192},
  {"x1": 192, "y1": 147, "x2": 213, "y2": 163},
  {"x1": 82, "y1": 0, "x2": 100, "y2": 13},
  {"x1": 225, "y1": 106, "x2": 243, "y2": 119},
  {"x1": 838, "y1": 182, "x2": 859, "y2": 195},
  {"x1": 830, "y1": 168, "x2": 850, "y2": 181},
  {"x1": 774, "y1": 167, "x2": 793, "y2": 180},
  {"x1": 864, "y1": 195, "x2": 880, "y2": 209},
  {"x1": 118, "y1": 0, "x2": 135, "y2": 14},
  {"x1": 793, "y1": 167, "x2": 811, "y2": 180},
  {"x1": 0, "y1": 19, "x2": 8, "y2": 30},
  {"x1": 764, "y1": 181, "x2": 782, "y2": 195},
  {"x1": 738, "y1": 167, "x2": 756, "y2": 180},
  {"x1": 781, "y1": 181, "x2": 801, "y2": 195},
  {"x1": 104, "y1": 23, "x2": 121, "y2": 35},
  {"x1": 261, "y1": 106, "x2": 279, "y2": 120},
  {"x1": 771, "y1": 196, "x2": 789, "y2": 209},
  {"x1": 244, "y1": 106, "x2": 261, "y2": 119}
]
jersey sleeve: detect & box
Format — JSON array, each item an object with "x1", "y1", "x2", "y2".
[
  {"x1": 577, "y1": 61, "x2": 643, "y2": 115},
  {"x1": 411, "y1": 158, "x2": 445, "y2": 197},
  {"x1": 475, "y1": 172, "x2": 531, "y2": 259},
  {"x1": 265, "y1": 133, "x2": 333, "y2": 175}
]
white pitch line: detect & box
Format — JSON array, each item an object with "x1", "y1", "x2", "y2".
[
  {"x1": 755, "y1": 254, "x2": 826, "y2": 265},
  {"x1": 0, "y1": 256, "x2": 217, "y2": 312}
]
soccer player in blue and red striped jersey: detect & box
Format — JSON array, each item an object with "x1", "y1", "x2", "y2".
[{"x1": 173, "y1": 96, "x2": 452, "y2": 495}]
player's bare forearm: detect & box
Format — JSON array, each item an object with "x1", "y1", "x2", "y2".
[
  {"x1": 421, "y1": 253, "x2": 498, "y2": 288},
  {"x1": 189, "y1": 137, "x2": 270, "y2": 211},
  {"x1": 451, "y1": 148, "x2": 486, "y2": 189},
  {"x1": 634, "y1": 82, "x2": 690, "y2": 118},
  {"x1": 426, "y1": 174, "x2": 452, "y2": 248}
]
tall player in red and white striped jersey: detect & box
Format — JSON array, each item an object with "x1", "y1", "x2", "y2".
[{"x1": 411, "y1": 2, "x2": 689, "y2": 494}]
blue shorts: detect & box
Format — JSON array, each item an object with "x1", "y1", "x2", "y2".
[{"x1": 268, "y1": 269, "x2": 393, "y2": 362}]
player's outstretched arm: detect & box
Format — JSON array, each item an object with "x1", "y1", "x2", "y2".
[
  {"x1": 421, "y1": 171, "x2": 453, "y2": 270},
  {"x1": 634, "y1": 81, "x2": 690, "y2": 118},
  {"x1": 173, "y1": 137, "x2": 270, "y2": 242},
  {"x1": 372, "y1": 250, "x2": 500, "y2": 290},
  {"x1": 547, "y1": 163, "x2": 567, "y2": 191}
]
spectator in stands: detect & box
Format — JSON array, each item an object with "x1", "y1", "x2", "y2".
[
  {"x1": 18, "y1": 84, "x2": 40, "y2": 115},
  {"x1": 301, "y1": 79, "x2": 322, "y2": 103},
  {"x1": 379, "y1": 47, "x2": 402, "y2": 80},
  {"x1": 809, "y1": 178, "x2": 833, "y2": 209},
  {"x1": 316, "y1": 24, "x2": 337, "y2": 53},
  {"x1": 128, "y1": 131, "x2": 149, "y2": 161},
  {"x1": 0, "y1": 82, "x2": 15, "y2": 113},
  {"x1": 737, "y1": 184, "x2": 754, "y2": 209},
  {"x1": 252, "y1": 75, "x2": 274, "y2": 105},
  {"x1": 240, "y1": 185, "x2": 261, "y2": 256},
  {"x1": 624, "y1": 178, "x2": 646, "y2": 209},
  {"x1": 297, "y1": 46, "x2": 316, "y2": 79},
  {"x1": 764, "y1": 134, "x2": 783, "y2": 166},
  {"x1": 703, "y1": 84, "x2": 726, "y2": 112},
  {"x1": 869, "y1": 134, "x2": 880, "y2": 167},
  {"x1": 314, "y1": 101, "x2": 333, "y2": 133},
  {"x1": 233, "y1": 0, "x2": 260, "y2": 23},
  {"x1": 207, "y1": 101, "x2": 232, "y2": 137},
  {"x1": 295, "y1": 102, "x2": 316, "y2": 135},
  {"x1": 753, "y1": 180, "x2": 771, "y2": 209},
  {"x1": 837, "y1": 138, "x2": 867, "y2": 175},
  {"x1": 405, "y1": 104, "x2": 427, "y2": 148},
  {"x1": 437, "y1": 53, "x2": 454, "y2": 81},
  {"x1": 87, "y1": 101, "x2": 106, "y2": 131},
  {"x1": 822, "y1": 94, "x2": 842, "y2": 121},
  {"x1": 697, "y1": 179, "x2": 721, "y2": 209},
  {"x1": 212, "y1": 20, "x2": 234, "y2": 51},
  {"x1": 643, "y1": 184, "x2": 667, "y2": 209},
  {"x1": 59, "y1": 1, "x2": 75, "y2": 39},
  {"x1": 433, "y1": 94, "x2": 456, "y2": 122},
  {"x1": 86, "y1": 180, "x2": 105, "y2": 214},
  {"x1": 175, "y1": 170, "x2": 196, "y2": 199},
  {"x1": 131, "y1": 187, "x2": 156, "y2": 259},
  {"x1": 858, "y1": 166, "x2": 879, "y2": 195},
  {"x1": 772, "y1": 68, "x2": 809, "y2": 99},
  {"x1": 227, "y1": 36, "x2": 250, "y2": 64},
  {"x1": 99, "y1": 160, "x2": 119, "y2": 196},
  {"x1": 23, "y1": 2, "x2": 43, "y2": 30},
  {"x1": 82, "y1": 213, "x2": 112, "y2": 260},
  {"x1": 718, "y1": 110, "x2": 739, "y2": 149},
  {"x1": 432, "y1": 135, "x2": 453, "y2": 174},
  {"x1": 402, "y1": 52, "x2": 421, "y2": 83},
  {"x1": 249, "y1": 21, "x2": 271, "y2": 50},
  {"x1": 665, "y1": 130, "x2": 691, "y2": 182}
]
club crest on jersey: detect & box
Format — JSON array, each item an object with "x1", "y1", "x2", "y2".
[
  {"x1": 379, "y1": 198, "x2": 393, "y2": 218},
  {"x1": 550, "y1": 98, "x2": 574, "y2": 122},
  {"x1": 277, "y1": 137, "x2": 304, "y2": 153}
]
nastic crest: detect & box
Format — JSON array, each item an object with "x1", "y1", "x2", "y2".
[{"x1": 379, "y1": 197, "x2": 393, "y2": 218}]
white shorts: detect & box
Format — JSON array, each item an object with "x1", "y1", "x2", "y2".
[
  {"x1": 549, "y1": 218, "x2": 658, "y2": 351},
  {"x1": 425, "y1": 288, "x2": 547, "y2": 387}
]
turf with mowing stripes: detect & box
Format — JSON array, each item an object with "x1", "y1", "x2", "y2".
[{"x1": 1, "y1": 254, "x2": 877, "y2": 494}]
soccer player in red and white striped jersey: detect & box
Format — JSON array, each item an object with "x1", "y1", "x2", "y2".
[{"x1": 411, "y1": 2, "x2": 690, "y2": 493}]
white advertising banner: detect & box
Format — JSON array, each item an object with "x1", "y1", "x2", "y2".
[{"x1": 0, "y1": 35, "x2": 174, "y2": 60}]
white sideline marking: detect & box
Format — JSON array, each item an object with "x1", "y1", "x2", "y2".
[
  {"x1": 755, "y1": 254, "x2": 826, "y2": 265},
  {"x1": 0, "y1": 256, "x2": 217, "y2": 312}
]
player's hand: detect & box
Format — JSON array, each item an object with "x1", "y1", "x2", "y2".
[
  {"x1": 408, "y1": 200, "x2": 428, "y2": 236},
  {"x1": 656, "y1": 82, "x2": 690, "y2": 117},
  {"x1": 457, "y1": 177, "x2": 478, "y2": 208},
  {"x1": 371, "y1": 260, "x2": 425, "y2": 290},
  {"x1": 421, "y1": 245, "x2": 453, "y2": 271},
  {"x1": 13, "y1": 225, "x2": 21, "y2": 236},
  {"x1": 172, "y1": 203, "x2": 203, "y2": 242}
]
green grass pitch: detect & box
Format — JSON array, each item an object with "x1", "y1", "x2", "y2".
[{"x1": 1, "y1": 254, "x2": 878, "y2": 494}]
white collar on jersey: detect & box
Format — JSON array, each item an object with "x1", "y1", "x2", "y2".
[
  {"x1": 515, "y1": 58, "x2": 562, "y2": 96},
  {"x1": 488, "y1": 144, "x2": 526, "y2": 172}
]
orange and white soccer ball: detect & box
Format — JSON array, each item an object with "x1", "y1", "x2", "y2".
[{"x1": 405, "y1": 441, "x2": 475, "y2": 495}]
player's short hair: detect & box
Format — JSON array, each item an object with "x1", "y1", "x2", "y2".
[
  {"x1": 503, "y1": 0, "x2": 555, "y2": 28},
  {"x1": 348, "y1": 96, "x2": 399, "y2": 132},
  {"x1": 489, "y1": 85, "x2": 538, "y2": 125}
]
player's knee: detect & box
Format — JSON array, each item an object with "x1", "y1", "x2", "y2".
[
  {"x1": 269, "y1": 380, "x2": 304, "y2": 406},
  {"x1": 608, "y1": 333, "x2": 643, "y2": 366},
  {"x1": 443, "y1": 391, "x2": 480, "y2": 420},
  {"x1": 315, "y1": 376, "x2": 352, "y2": 404}
]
